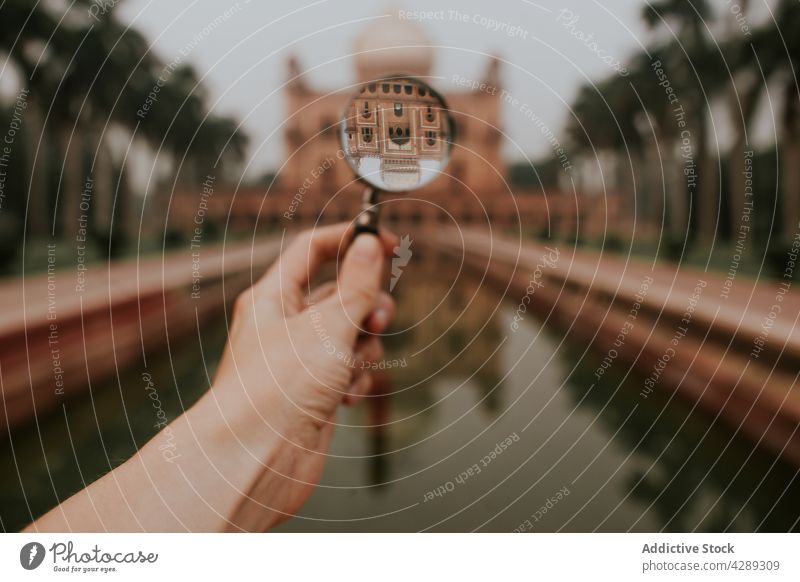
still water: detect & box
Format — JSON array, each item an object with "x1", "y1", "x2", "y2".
[{"x1": 1, "y1": 255, "x2": 798, "y2": 532}]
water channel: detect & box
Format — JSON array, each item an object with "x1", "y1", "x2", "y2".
[{"x1": 2, "y1": 254, "x2": 798, "y2": 532}]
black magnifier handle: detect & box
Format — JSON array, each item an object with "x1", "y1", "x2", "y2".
[
  {"x1": 353, "y1": 186, "x2": 381, "y2": 238},
  {"x1": 351, "y1": 187, "x2": 385, "y2": 328}
]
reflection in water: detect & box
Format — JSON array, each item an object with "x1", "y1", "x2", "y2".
[
  {"x1": 366, "y1": 371, "x2": 391, "y2": 488},
  {"x1": 0, "y1": 317, "x2": 230, "y2": 532},
  {"x1": 279, "y1": 253, "x2": 800, "y2": 532},
  {"x1": 565, "y1": 346, "x2": 800, "y2": 532},
  {"x1": 1, "y1": 252, "x2": 798, "y2": 532}
]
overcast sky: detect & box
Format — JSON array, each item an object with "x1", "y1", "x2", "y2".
[{"x1": 116, "y1": 0, "x2": 776, "y2": 177}]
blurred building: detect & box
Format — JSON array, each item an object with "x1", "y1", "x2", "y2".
[
  {"x1": 278, "y1": 17, "x2": 506, "y2": 216},
  {"x1": 170, "y1": 15, "x2": 614, "y2": 236}
]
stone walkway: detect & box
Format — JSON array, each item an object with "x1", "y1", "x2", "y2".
[{"x1": 0, "y1": 239, "x2": 280, "y2": 431}]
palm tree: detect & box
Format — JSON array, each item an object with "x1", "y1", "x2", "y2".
[
  {"x1": 75, "y1": 21, "x2": 162, "y2": 251},
  {"x1": 1, "y1": 0, "x2": 249, "y2": 255},
  {"x1": 0, "y1": 0, "x2": 59, "y2": 239},
  {"x1": 567, "y1": 74, "x2": 647, "y2": 236},
  {"x1": 720, "y1": 0, "x2": 776, "y2": 250},
  {"x1": 136, "y1": 63, "x2": 249, "y2": 239},
  {"x1": 767, "y1": 0, "x2": 800, "y2": 240},
  {"x1": 627, "y1": 48, "x2": 686, "y2": 240},
  {"x1": 641, "y1": 0, "x2": 719, "y2": 242}
]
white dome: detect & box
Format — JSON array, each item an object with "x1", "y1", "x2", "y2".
[{"x1": 353, "y1": 15, "x2": 434, "y2": 82}]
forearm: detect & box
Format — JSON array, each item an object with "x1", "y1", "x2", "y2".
[
  {"x1": 25, "y1": 387, "x2": 292, "y2": 532},
  {"x1": 24, "y1": 226, "x2": 388, "y2": 532}
]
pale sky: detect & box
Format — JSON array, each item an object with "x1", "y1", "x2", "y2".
[{"x1": 115, "y1": 0, "x2": 777, "y2": 178}]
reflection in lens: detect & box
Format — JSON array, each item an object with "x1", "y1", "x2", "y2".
[{"x1": 341, "y1": 76, "x2": 452, "y2": 192}]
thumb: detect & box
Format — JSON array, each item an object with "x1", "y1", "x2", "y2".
[{"x1": 322, "y1": 234, "x2": 384, "y2": 341}]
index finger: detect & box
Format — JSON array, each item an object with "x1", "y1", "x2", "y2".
[{"x1": 257, "y1": 222, "x2": 398, "y2": 299}]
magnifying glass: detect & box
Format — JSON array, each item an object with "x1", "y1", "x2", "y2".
[{"x1": 340, "y1": 75, "x2": 454, "y2": 237}]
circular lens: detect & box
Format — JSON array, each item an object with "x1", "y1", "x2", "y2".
[{"x1": 341, "y1": 76, "x2": 453, "y2": 192}]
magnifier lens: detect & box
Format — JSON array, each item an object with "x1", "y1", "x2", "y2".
[{"x1": 340, "y1": 76, "x2": 453, "y2": 192}]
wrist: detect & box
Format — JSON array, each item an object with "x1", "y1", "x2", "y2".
[
  {"x1": 196, "y1": 377, "x2": 291, "y2": 455},
  {"x1": 149, "y1": 385, "x2": 290, "y2": 531}
]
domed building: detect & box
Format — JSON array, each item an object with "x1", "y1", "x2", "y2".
[
  {"x1": 278, "y1": 13, "x2": 508, "y2": 227},
  {"x1": 351, "y1": 15, "x2": 434, "y2": 82},
  {"x1": 170, "y1": 13, "x2": 613, "y2": 237}
]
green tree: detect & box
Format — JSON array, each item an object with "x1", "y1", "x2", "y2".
[
  {"x1": 0, "y1": 0, "x2": 249, "y2": 256},
  {"x1": 641, "y1": 0, "x2": 719, "y2": 243}
]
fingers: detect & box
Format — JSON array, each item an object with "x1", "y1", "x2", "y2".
[
  {"x1": 258, "y1": 224, "x2": 397, "y2": 305},
  {"x1": 319, "y1": 234, "x2": 385, "y2": 342},
  {"x1": 305, "y1": 281, "x2": 336, "y2": 307},
  {"x1": 306, "y1": 286, "x2": 394, "y2": 337},
  {"x1": 343, "y1": 373, "x2": 372, "y2": 406},
  {"x1": 271, "y1": 223, "x2": 347, "y2": 295},
  {"x1": 364, "y1": 292, "x2": 396, "y2": 334},
  {"x1": 305, "y1": 284, "x2": 395, "y2": 327},
  {"x1": 354, "y1": 334, "x2": 384, "y2": 365},
  {"x1": 344, "y1": 335, "x2": 383, "y2": 406}
]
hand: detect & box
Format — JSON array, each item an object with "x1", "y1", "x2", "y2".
[
  {"x1": 208, "y1": 223, "x2": 398, "y2": 530},
  {"x1": 25, "y1": 222, "x2": 398, "y2": 533}
]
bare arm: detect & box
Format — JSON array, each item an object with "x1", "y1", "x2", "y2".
[{"x1": 25, "y1": 224, "x2": 397, "y2": 532}]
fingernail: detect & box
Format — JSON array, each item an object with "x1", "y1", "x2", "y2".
[
  {"x1": 358, "y1": 373, "x2": 372, "y2": 395},
  {"x1": 373, "y1": 308, "x2": 389, "y2": 330},
  {"x1": 351, "y1": 234, "x2": 382, "y2": 262}
]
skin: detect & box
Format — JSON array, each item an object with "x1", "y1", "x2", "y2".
[{"x1": 26, "y1": 223, "x2": 398, "y2": 532}]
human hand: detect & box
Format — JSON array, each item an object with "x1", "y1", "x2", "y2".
[{"x1": 207, "y1": 223, "x2": 397, "y2": 530}]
